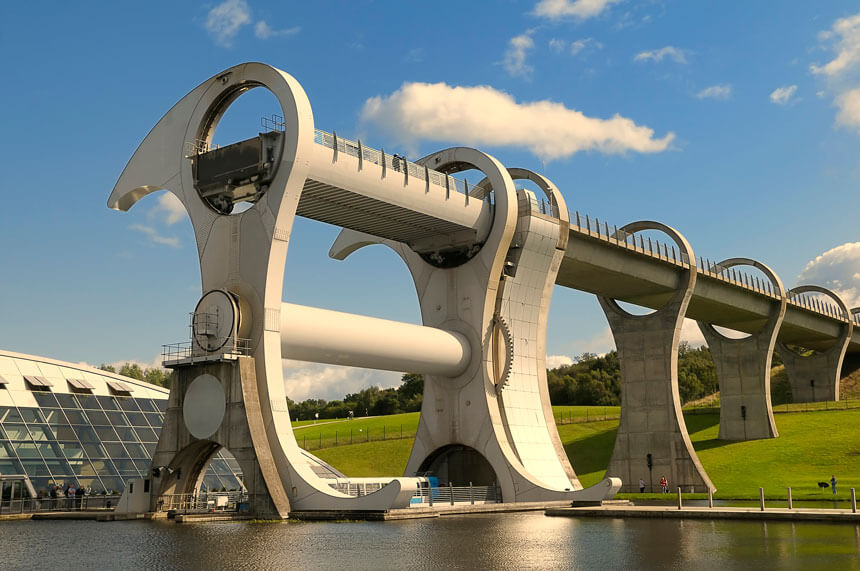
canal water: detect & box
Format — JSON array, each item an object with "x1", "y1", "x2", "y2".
[{"x1": 3, "y1": 512, "x2": 858, "y2": 569}]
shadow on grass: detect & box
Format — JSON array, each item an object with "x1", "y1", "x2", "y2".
[
  {"x1": 681, "y1": 412, "x2": 720, "y2": 432},
  {"x1": 563, "y1": 425, "x2": 617, "y2": 477}
]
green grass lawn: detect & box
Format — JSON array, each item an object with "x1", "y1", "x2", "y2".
[
  {"x1": 290, "y1": 412, "x2": 419, "y2": 450},
  {"x1": 299, "y1": 406, "x2": 860, "y2": 502}
]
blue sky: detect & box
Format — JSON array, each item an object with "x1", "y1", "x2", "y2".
[{"x1": 2, "y1": 1, "x2": 860, "y2": 400}]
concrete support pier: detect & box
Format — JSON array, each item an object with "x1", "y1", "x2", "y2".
[
  {"x1": 599, "y1": 221, "x2": 714, "y2": 494},
  {"x1": 777, "y1": 286, "x2": 853, "y2": 403},
  {"x1": 697, "y1": 258, "x2": 785, "y2": 440}
]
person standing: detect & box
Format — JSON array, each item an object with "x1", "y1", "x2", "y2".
[
  {"x1": 660, "y1": 476, "x2": 668, "y2": 494},
  {"x1": 831, "y1": 475, "x2": 837, "y2": 496},
  {"x1": 639, "y1": 478, "x2": 646, "y2": 493}
]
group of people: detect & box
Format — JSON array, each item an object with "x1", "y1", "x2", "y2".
[
  {"x1": 45, "y1": 482, "x2": 86, "y2": 509},
  {"x1": 638, "y1": 476, "x2": 671, "y2": 493}
]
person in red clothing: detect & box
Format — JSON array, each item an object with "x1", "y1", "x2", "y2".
[{"x1": 660, "y1": 476, "x2": 668, "y2": 493}]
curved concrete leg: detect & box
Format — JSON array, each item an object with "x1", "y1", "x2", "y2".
[
  {"x1": 599, "y1": 221, "x2": 714, "y2": 494},
  {"x1": 777, "y1": 286, "x2": 853, "y2": 403},
  {"x1": 697, "y1": 258, "x2": 785, "y2": 440},
  {"x1": 331, "y1": 166, "x2": 617, "y2": 503},
  {"x1": 109, "y1": 63, "x2": 422, "y2": 514}
]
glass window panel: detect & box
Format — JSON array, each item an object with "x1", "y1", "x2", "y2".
[
  {"x1": 144, "y1": 412, "x2": 164, "y2": 427},
  {"x1": 57, "y1": 441, "x2": 85, "y2": 459},
  {"x1": 52, "y1": 424, "x2": 77, "y2": 440},
  {"x1": 31, "y1": 477, "x2": 53, "y2": 495},
  {"x1": 118, "y1": 398, "x2": 140, "y2": 412},
  {"x1": 4, "y1": 424, "x2": 30, "y2": 440},
  {"x1": 75, "y1": 394, "x2": 100, "y2": 409},
  {"x1": 103, "y1": 443, "x2": 129, "y2": 458},
  {"x1": 28, "y1": 425, "x2": 55, "y2": 442},
  {"x1": 99, "y1": 477, "x2": 124, "y2": 494},
  {"x1": 73, "y1": 477, "x2": 100, "y2": 492},
  {"x1": 123, "y1": 443, "x2": 148, "y2": 458},
  {"x1": 0, "y1": 407, "x2": 24, "y2": 423},
  {"x1": 155, "y1": 400, "x2": 167, "y2": 412},
  {"x1": 21, "y1": 459, "x2": 51, "y2": 476},
  {"x1": 114, "y1": 427, "x2": 140, "y2": 441},
  {"x1": 33, "y1": 393, "x2": 59, "y2": 408},
  {"x1": 137, "y1": 399, "x2": 159, "y2": 413},
  {"x1": 89, "y1": 458, "x2": 118, "y2": 475},
  {"x1": 0, "y1": 459, "x2": 23, "y2": 473},
  {"x1": 86, "y1": 410, "x2": 110, "y2": 425},
  {"x1": 54, "y1": 394, "x2": 78, "y2": 408},
  {"x1": 13, "y1": 442, "x2": 41, "y2": 458},
  {"x1": 113, "y1": 459, "x2": 138, "y2": 473},
  {"x1": 35, "y1": 442, "x2": 62, "y2": 459},
  {"x1": 96, "y1": 396, "x2": 119, "y2": 410},
  {"x1": 133, "y1": 459, "x2": 151, "y2": 471},
  {"x1": 106, "y1": 411, "x2": 129, "y2": 426},
  {"x1": 74, "y1": 427, "x2": 100, "y2": 443},
  {"x1": 44, "y1": 459, "x2": 73, "y2": 476},
  {"x1": 0, "y1": 424, "x2": 6, "y2": 439},
  {"x1": 41, "y1": 408, "x2": 66, "y2": 426},
  {"x1": 95, "y1": 427, "x2": 120, "y2": 442},
  {"x1": 125, "y1": 412, "x2": 148, "y2": 427},
  {"x1": 202, "y1": 474, "x2": 225, "y2": 491},
  {"x1": 142, "y1": 442, "x2": 156, "y2": 456},
  {"x1": 0, "y1": 442, "x2": 15, "y2": 458},
  {"x1": 18, "y1": 408, "x2": 45, "y2": 423},
  {"x1": 67, "y1": 459, "x2": 97, "y2": 476},
  {"x1": 134, "y1": 427, "x2": 158, "y2": 442},
  {"x1": 81, "y1": 442, "x2": 106, "y2": 458},
  {"x1": 63, "y1": 410, "x2": 87, "y2": 424}
]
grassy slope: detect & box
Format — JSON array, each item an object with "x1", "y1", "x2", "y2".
[{"x1": 314, "y1": 407, "x2": 860, "y2": 501}]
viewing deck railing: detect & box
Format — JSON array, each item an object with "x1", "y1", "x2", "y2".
[
  {"x1": 410, "y1": 483, "x2": 501, "y2": 506},
  {"x1": 157, "y1": 491, "x2": 248, "y2": 513},
  {"x1": 569, "y1": 210, "x2": 850, "y2": 322}
]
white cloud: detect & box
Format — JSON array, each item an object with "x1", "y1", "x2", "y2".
[
  {"x1": 696, "y1": 84, "x2": 732, "y2": 100},
  {"x1": 796, "y1": 242, "x2": 860, "y2": 309},
  {"x1": 204, "y1": 0, "x2": 251, "y2": 47},
  {"x1": 810, "y1": 13, "x2": 860, "y2": 77},
  {"x1": 129, "y1": 224, "x2": 180, "y2": 248},
  {"x1": 634, "y1": 46, "x2": 687, "y2": 64},
  {"x1": 836, "y1": 87, "x2": 860, "y2": 132},
  {"x1": 769, "y1": 85, "x2": 798, "y2": 105},
  {"x1": 360, "y1": 82, "x2": 675, "y2": 161},
  {"x1": 150, "y1": 192, "x2": 187, "y2": 225},
  {"x1": 546, "y1": 355, "x2": 574, "y2": 369},
  {"x1": 534, "y1": 0, "x2": 620, "y2": 20},
  {"x1": 254, "y1": 20, "x2": 300, "y2": 40},
  {"x1": 568, "y1": 327, "x2": 615, "y2": 356},
  {"x1": 549, "y1": 38, "x2": 567, "y2": 53},
  {"x1": 504, "y1": 31, "x2": 535, "y2": 78},
  {"x1": 282, "y1": 360, "x2": 402, "y2": 402},
  {"x1": 549, "y1": 37, "x2": 600, "y2": 56}
]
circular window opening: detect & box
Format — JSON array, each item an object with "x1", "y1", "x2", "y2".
[{"x1": 192, "y1": 86, "x2": 285, "y2": 215}]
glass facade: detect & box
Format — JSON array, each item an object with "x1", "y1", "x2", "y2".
[{"x1": 0, "y1": 390, "x2": 242, "y2": 495}]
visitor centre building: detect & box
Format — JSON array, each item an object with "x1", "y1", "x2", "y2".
[{"x1": 0, "y1": 350, "x2": 241, "y2": 496}]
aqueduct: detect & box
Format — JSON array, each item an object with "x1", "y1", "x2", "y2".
[{"x1": 109, "y1": 63, "x2": 858, "y2": 514}]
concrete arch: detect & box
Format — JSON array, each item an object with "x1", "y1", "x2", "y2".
[
  {"x1": 603, "y1": 220, "x2": 697, "y2": 319},
  {"x1": 597, "y1": 220, "x2": 713, "y2": 492},
  {"x1": 700, "y1": 257, "x2": 786, "y2": 340},
  {"x1": 697, "y1": 258, "x2": 786, "y2": 440},
  {"x1": 418, "y1": 444, "x2": 498, "y2": 487},
  {"x1": 777, "y1": 285, "x2": 853, "y2": 403}
]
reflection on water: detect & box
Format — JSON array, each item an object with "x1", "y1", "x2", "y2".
[{"x1": 2, "y1": 512, "x2": 858, "y2": 570}]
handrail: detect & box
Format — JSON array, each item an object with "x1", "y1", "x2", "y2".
[{"x1": 569, "y1": 210, "x2": 849, "y2": 322}]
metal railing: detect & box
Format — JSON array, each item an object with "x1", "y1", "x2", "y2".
[
  {"x1": 0, "y1": 494, "x2": 121, "y2": 514},
  {"x1": 157, "y1": 491, "x2": 248, "y2": 512},
  {"x1": 161, "y1": 338, "x2": 253, "y2": 363},
  {"x1": 328, "y1": 481, "x2": 387, "y2": 497},
  {"x1": 411, "y1": 483, "x2": 501, "y2": 506},
  {"x1": 312, "y1": 129, "x2": 494, "y2": 205},
  {"x1": 570, "y1": 210, "x2": 849, "y2": 322}
]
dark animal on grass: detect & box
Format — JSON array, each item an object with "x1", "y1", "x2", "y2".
[{"x1": 817, "y1": 482, "x2": 830, "y2": 488}]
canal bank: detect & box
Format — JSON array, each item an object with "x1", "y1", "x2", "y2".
[{"x1": 546, "y1": 504, "x2": 860, "y2": 523}]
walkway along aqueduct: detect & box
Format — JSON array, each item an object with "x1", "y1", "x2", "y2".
[{"x1": 108, "y1": 63, "x2": 859, "y2": 516}]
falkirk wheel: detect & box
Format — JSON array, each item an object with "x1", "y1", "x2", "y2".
[{"x1": 108, "y1": 62, "x2": 620, "y2": 517}]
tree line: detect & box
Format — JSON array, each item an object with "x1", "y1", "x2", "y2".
[{"x1": 102, "y1": 343, "x2": 732, "y2": 416}]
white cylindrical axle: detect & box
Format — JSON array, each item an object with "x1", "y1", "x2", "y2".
[{"x1": 280, "y1": 302, "x2": 471, "y2": 377}]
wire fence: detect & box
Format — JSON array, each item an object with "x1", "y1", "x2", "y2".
[{"x1": 297, "y1": 424, "x2": 415, "y2": 452}]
